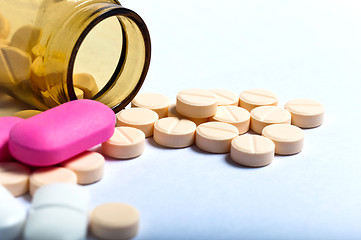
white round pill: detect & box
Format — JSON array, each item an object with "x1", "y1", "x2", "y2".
[
  {"x1": 131, "y1": 92, "x2": 171, "y2": 118},
  {"x1": 154, "y1": 117, "x2": 196, "y2": 148},
  {"x1": 168, "y1": 104, "x2": 208, "y2": 126},
  {"x1": 196, "y1": 122, "x2": 239, "y2": 153},
  {"x1": 284, "y1": 98, "x2": 324, "y2": 128},
  {"x1": 262, "y1": 123, "x2": 304, "y2": 155},
  {"x1": 176, "y1": 88, "x2": 217, "y2": 118},
  {"x1": 250, "y1": 106, "x2": 291, "y2": 134},
  {"x1": 116, "y1": 108, "x2": 159, "y2": 137},
  {"x1": 239, "y1": 89, "x2": 278, "y2": 111},
  {"x1": 102, "y1": 127, "x2": 145, "y2": 159},
  {"x1": 230, "y1": 134, "x2": 275, "y2": 167},
  {"x1": 211, "y1": 105, "x2": 250, "y2": 134}
]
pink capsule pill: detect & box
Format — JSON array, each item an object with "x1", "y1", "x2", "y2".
[
  {"x1": 9, "y1": 100, "x2": 115, "y2": 166},
  {"x1": 0, "y1": 117, "x2": 23, "y2": 162}
]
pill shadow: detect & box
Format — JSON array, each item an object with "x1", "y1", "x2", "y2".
[{"x1": 224, "y1": 154, "x2": 269, "y2": 169}]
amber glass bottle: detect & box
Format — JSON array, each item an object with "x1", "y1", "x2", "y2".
[{"x1": 0, "y1": 0, "x2": 151, "y2": 112}]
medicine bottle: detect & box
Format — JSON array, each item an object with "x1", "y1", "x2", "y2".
[{"x1": 0, "y1": 0, "x2": 151, "y2": 113}]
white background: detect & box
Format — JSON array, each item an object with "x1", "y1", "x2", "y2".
[{"x1": 2, "y1": 0, "x2": 361, "y2": 239}]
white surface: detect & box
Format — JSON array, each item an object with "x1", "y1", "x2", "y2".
[{"x1": 1, "y1": 0, "x2": 361, "y2": 239}]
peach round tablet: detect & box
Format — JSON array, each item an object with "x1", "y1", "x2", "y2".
[
  {"x1": 230, "y1": 135, "x2": 275, "y2": 167},
  {"x1": 262, "y1": 124, "x2": 304, "y2": 155},
  {"x1": 0, "y1": 39, "x2": 9, "y2": 46},
  {"x1": 73, "y1": 73, "x2": 99, "y2": 99},
  {"x1": 239, "y1": 89, "x2": 278, "y2": 111},
  {"x1": 211, "y1": 106, "x2": 250, "y2": 134},
  {"x1": 29, "y1": 167, "x2": 77, "y2": 195},
  {"x1": 0, "y1": 117, "x2": 23, "y2": 162},
  {"x1": 9, "y1": 100, "x2": 115, "y2": 167},
  {"x1": 250, "y1": 106, "x2": 291, "y2": 134},
  {"x1": 196, "y1": 122, "x2": 239, "y2": 153},
  {"x1": 168, "y1": 104, "x2": 208, "y2": 126},
  {"x1": 154, "y1": 117, "x2": 196, "y2": 148},
  {"x1": 210, "y1": 89, "x2": 239, "y2": 106},
  {"x1": 102, "y1": 127, "x2": 145, "y2": 159},
  {"x1": 90, "y1": 202, "x2": 139, "y2": 240},
  {"x1": 131, "y1": 92, "x2": 171, "y2": 118},
  {"x1": 0, "y1": 14, "x2": 10, "y2": 39},
  {"x1": 61, "y1": 151, "x2": 104, "y2": 185},
  {"x1": 0, "y1": 162, "x2": 31, "y2": 196},
  {"x1": 116, "y1": 108, "x2": 158, "y2": 137},
  {"x1": 285, "y1": 98, "x2": 324, "y2": 128},
  {"x1": 13, "y1": 110, "x2": 42, "y2": 119},
  {"x1": 176, "y1": 88, "x2": 218, "y2": 118}
]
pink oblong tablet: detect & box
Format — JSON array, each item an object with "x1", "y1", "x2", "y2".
[{"x1": 9, "y1": 100, "x2": 115, "y2": 166}]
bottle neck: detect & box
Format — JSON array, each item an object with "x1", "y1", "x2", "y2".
[{"x1": 44, "y1": 2, "x2": 151, "y2": 112}]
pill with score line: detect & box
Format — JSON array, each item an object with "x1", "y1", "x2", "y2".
[{"x1": 9, "y1": 99, "x2": 116, "y2": 166}]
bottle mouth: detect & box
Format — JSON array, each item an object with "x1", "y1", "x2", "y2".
[{"x1": 67, "y1": 6, "x2": 151, "y2": 113}]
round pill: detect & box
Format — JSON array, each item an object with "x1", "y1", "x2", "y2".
[
  {"x1": 116, "y1": 108, "x2": 158, "y2": 137},
  {"x1": 154, "y1": 117, "x2": 196, "y2": 148},
  {"x1": 250, "y1": 106, "x2": 291, "y2": 134},
  {"x1": 196, "y1": 122, "x2": 239, "y2": 153},
  {"x1": 73, "y1": 73, "x2": 99, "y2": 99},
  {"x1": 284, "y1": 98, "x2": 324, "y2": 128},
  {"x1": 0, "y1": 14, "x2": 10, "y2": 39},
  {"x1": 10, "y1": 25, "x2": 42, "y2": 54},
  {"x1": 102, "y1": 127, "x2": 145, "y2": 159},
  {"x1": 239, "y1": 89, "x2": 278, "y2": 112},
  {"x1": 29, "y1": 167, "x2": 77, "y2": 196},
  {"x1": 9, "y1": 100, "x2": 115, "y2": 167},
  {"x1": 0, "y1": 162, "x2": 31, "y2": 196},
  {"x1": 168, "y1": 104, "x2": 208, "y2": 126},
  {"x1": 0, "y1": 39, "x2": 9, "y2": 46},
  {"x1": 262, "y1": 124, "x2": 304, "y2": 155},
  {"x1": 13, "y1": 110, "x2": 42, "y2": 119},
  {"x1": 61, "y1": 151, "x2": 105, "y2": 185},
  {"x1": 176, "y1": 88, "x2": 218, "y2": 118},
  {"x1": 90, "y1": 202, "x2": 140, "y2": 240},
  {"x1": 131, "y1": 92, "x2": 171, "y2": 118},
  {"x1": 211, "y1": 106, "x2": 250, "y2": 134},
  {"x1": 210, "y1": 89, "x2": 239, "y2": 106},
  {"x1": 230, "y1": 134, "x2": 275, "y2": 167}
]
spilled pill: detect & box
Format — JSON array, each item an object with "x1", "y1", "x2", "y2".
[
  {"x1": 61, "y1": 151, "x2": 105, "y2": 185},
  {"x1": 9, "y1": 99, "x2": 115, "y2": 166},
  {"x1": 250, "y1": 106, "x2": 291, "y2": 134},
  {"x1": 196, "y1": 121, "x2": 239, "y2": 153},
  {"x1": 24, "y1": 183, "x2": 89, "y2": 240},
  {"x1": 262, "y1": 123, "x2": 304, "y2": 155},
  {"x1": 90, "y1": 202, "x2": 140, "y2": 240},
  {"x1": 168, "y1": 103, "x2": 208, "y2": 126},
  {"x1": 239, "y1": 89, "x2": 278, "y2": 112},
  {"x1": 0, "y1": 185, "x2": 27, "y2": 240},
  {"x1": 102, "y1": 127, "x2": 145, "y2": 159},
  {"x1": 211, "y1": 105, "x2": 250, "y2": 134},
  {"x1": 0, "y1": 161, "x2": 31, "y2": 196},
  {"x1": 230, "y1": 134, "x2": 275, "y2": 167},
  {"x1": 285, "y1": 98, "x2": 324, "y2": 128},
  {"x1": 154, "y1": 117, "x2": 196, "y2": 148},
  {"x1": 176, "y1": 88, "x2": 218, "y2": 118},
  {"x1": 116, "y1": 107, "x2": 158, "y2": 137},
  {"x1": 131, "y1": 92, "x2": 171, "y2": 118}
]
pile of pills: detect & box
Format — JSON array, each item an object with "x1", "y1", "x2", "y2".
[{"x1": 0, "y1": 87, "x2": 324, "y2": 239}]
